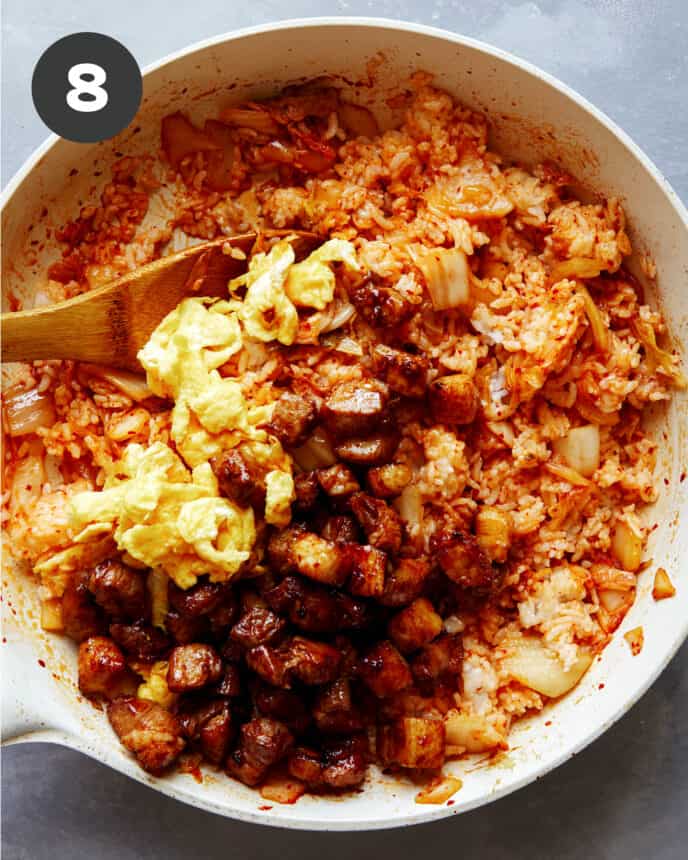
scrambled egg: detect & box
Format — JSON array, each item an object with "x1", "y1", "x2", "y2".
[
  {"x1": 68, "y1": 238, "x2": 359, "y2": 590},
  {"x1": 70, "y1": 442, "x2": 255, "y2": 589}
]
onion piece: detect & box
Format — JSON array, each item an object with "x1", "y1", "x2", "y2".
[
  {"x1": 219, "y1": 106, "x2": 280, "y2": 135},
  {"x1": 415, "y1": 247, "x2": 473, "y2": 312},
  {"x1": 577, "y1": 284, "x2": 609, "y2": 352},
  {"x1": 630, "y1": 317, "x2": 687, "y2": 388},
  {"x1": 552, "y1": 424, "x2": 600, "y2": 477},
  {"x1": 652, "y1": 567, "x2": 676, "y2": 600},
  {"x1": 161, "y1": 112, "x2": 219, "y2": 168},
  {"x1": 3, "y1": 386, "x2": 55, "y2": 437},
  {"x1": 80, "y1": 364, "x2": 153, "y2": 402},
  {"x1": 544, "y1": 461, "x2": 591, "y2": 487},
  {"x1": 394, "y1": 484, "x2": 423, "y2": 530},
  {"x1": 338, "y1": 102, "x2": 379, "y2": 138},
  {"x1": 550, "y1": 257, "x2": 602, "y2": 282},
  {"x1": 415, "y1": 775, "x2": 463, "y2": 805},
  {"x1": 41, "y1": 597, "x2": 64, "y2": 632},
  {"x1": 611, "y1": 514, "x2": 644, "y2": 572},
  {"x1": 575, "y1": 394, "x2": 619, "y2": 426},
  {"x1": 260, "y1": 777, "x2": 305, "y2": 805},
  {"x1": 291, "y1": 428, "x2": 338, "y2": 470},
  {"x1": 203, "y1": 120, "x2": 237, "y2": 192},
  {"x1": 502, "y1": 636, "x2": 593, "y2": 698}
]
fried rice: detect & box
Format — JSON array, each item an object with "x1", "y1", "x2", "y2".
[{"x1": 2, "y1": 74, "x2": 684, "y2": 800}]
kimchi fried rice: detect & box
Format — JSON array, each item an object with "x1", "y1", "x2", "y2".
[{"x1": 2, "y1": 74, "x2": 685, "y2": 801}]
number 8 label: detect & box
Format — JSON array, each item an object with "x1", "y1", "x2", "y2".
[{"x1": 66, "y1": 62, "x2": 109, "y2": 113}]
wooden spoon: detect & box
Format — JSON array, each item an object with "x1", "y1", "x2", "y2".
[{"x1": 1, "y1": 230, "x2": 316, "y2": 372}]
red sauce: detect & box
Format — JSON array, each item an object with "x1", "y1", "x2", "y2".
[{"x1": 38, "y1": 659, "x2": 46, "y2": 668}]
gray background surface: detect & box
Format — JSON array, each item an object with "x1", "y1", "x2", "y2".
[{"x1": 1, "y1": 0, "x2": 686, "y2": 857}]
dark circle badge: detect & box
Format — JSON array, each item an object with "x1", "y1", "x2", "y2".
[{"x1": 32, "y1": 33, "x2": 142, "y2": 143}]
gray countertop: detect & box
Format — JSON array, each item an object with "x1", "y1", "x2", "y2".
[{"x1": 2, "y1": 1, "x2": 686, "y2": 857}]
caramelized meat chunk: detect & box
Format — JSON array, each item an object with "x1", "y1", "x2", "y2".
[
  {"x1": 293, "y1": 472, "x2": 320, "y2": 512},
  {"x1": 266, "y1": 389, "x2": 320, "y2": 447},
  {"x1": 334, "y1": 432, "x2": 398, "y2": 466},
  {"x1": 62, "y1": 585, "x2": 104, "y2": 643},
  {"x1": 347, "y1": 544, "x2": 387, "y2": 599},
  {"x1": 291, "y1": 532, "x2": 348, "y2": 586},
  {"x1": 288, "y1": 736, "x2": 368, "y2": 789},
  {"x1": 377, "y1": 717, "x2": 445, "y2": 769},
  {"x1": 107, "y1": 697, "x2": 185, "y2": 775},
  {"x1": 433, "y1": 530, "x2": 496, "y2": 590},
  {"x1": 313, "y1": 678, "x2": 363, "y2": 734},
  {"x1": 165, "y1": 610, "x2": 209, "y2": 645},
  {"x1": 168, "y1": 581, "x2": 230, "y2": 618},
  {"x1": 373, "y1": 345, "x2": 429, "y2": 398},
  {"x1": 317, "y1": 464, "x2": 360, "y2": 497},
  {"x1": 110, "y1": 621, "x2": 171, "y2": 662},
  {"x1": 216, "y1": 663, "x2": 242, "y2": 697},
  {"x1": 359, "y1": 641, "x2": 413, "y2": 698},
  {"x1": 381, "y1": 557, "x2": 431, "y2": 607},
  {"x1": 199, "y1": 703, "x2": 234, "y2": 764},
  {"x1": 411, "y1": 635, "x2": 464, "y2": 687},
  {"x1": 367, "y1": 463, "x2": 412, "y2": 498},
  {"x1": 388, "y1": 598, "x2": 443, "y2": 654},
  {"x1": 231, "y1": 606, "x2": 286, "y2": 649},
  {"x1": 321, "y1": 735, "x2": 368, "y2": 788},
  {"x1": 246, "y1": 644, "x2": 290, "y2": 688},
  {"x1": 288, "y1": 746, "x2": 325, "y2": 785},
  {"x1": 210, "y1": 450, "x2": 264, "y2": 509},
  {"x1": 349, "y1": 492, "x2": 403, "y2": 553},
  {"x1": 286, "y1": 636, "x2": 342, "y2": 685},
  {"x1": 88, "y1": 559, "x2": 147, "y2": 620},
  {"x1": 428, "y1": 374, "x2": 478, "y2": 425},
  {"x1": 322, "y1": 380, "x2": 388, "y2": 438},
  {"x1": 264, "y1": 575, "x2": 373, "y2": 634},
  {"x1": 167, "y1": 644, "x2": 223, "y2": 692},
  {"x1": 350, "y1": 280, "x2": 413, "y2": 328},
  {"x1": 253, "y1": 683, "x2": 311, "y2": 733},
  {"x1": 321, "y1": 515, "x2": 360, "y2": 544},
  {"x1": 266, "y1": 525, "x2": 306, "y2": 574},
  {"x1": 226, "y1": 717, "x2": 293, "y2": 786},
  {"x1": 78, "y1": 636, "x2": 127, "y2": 698}
]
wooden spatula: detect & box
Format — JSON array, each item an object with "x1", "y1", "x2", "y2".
[{"x1": 1, "y1": 230, "x2": 316, "y2": 372}]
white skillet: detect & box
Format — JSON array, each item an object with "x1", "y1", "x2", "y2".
[{"x1": 2, "y1": 17, "x2": 687, "y2": 830}]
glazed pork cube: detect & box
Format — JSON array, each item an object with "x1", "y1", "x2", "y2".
[
  {"x1": 322, "y1": 380, "x2": 388, "y2": 438},
  {"x1": 291, "y1": 532, "x2": 348, "y2": 586},
  {"x1": 226, "y1": 717, "x2": 293, "y2": 786},
  {"x1": 433, "y1": 530, "x2": 496, "y2": 590},
  {"x1": 167, "y1": 644, "x2": 223, "y2": 692},
  {"x1": 230, "y1": 606, "x2": 286, "y2": 649},
  {"x1": 286, "y1": 636, "x2": 342, "y2": 685},
  {"x1": 377, "y1": 717, "x2": 445, "y2": 769},
  {"x1": 367, "y1": 463, "x2": 412, "y2": 499},
  {"x1": 107, "y1": 697, "x2": 185, "y2": 775},
  {"x1": 334, "y1": 432, "x2": 399, "y2": 466},
  {"x1": 78, "y1": 636, "x2": 127, "y2": 698},
  {"x1": 88, "y1": 559, "x2": 147, "y2": 620},
  {"x1": 347, "y1": 544, "x2": 387, "y2": 599},
  {"x1": 373, "y1": 344, "x2": 429, "y2": 398},
  {"x1": 411, "y1": 634, "x2": 464, "y2": 686},
  {"x1": 381, "y1": 557, "x2": 431, "y2": 607},
  {"x1": 313, "y1": 678, "x2": 363, "y2": 734},
  {"x1": 349, "y1": 492, "x2": 402, "y2": 554},
  {"x1": 358, "y1": 641, "x2": 413, "y2": 698},
  {"x1": 428, "y1": 374, "x2": 478, "y2": 425},
  {"x1": 388, "y1": 598, "x2": 443, "y2": 654},
  {"x1": 266, "y1": 389, "x2": 320, "y2": 447},
  {"x1": 317, "y1": 463, "x2": 360, "y2": 497}
]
